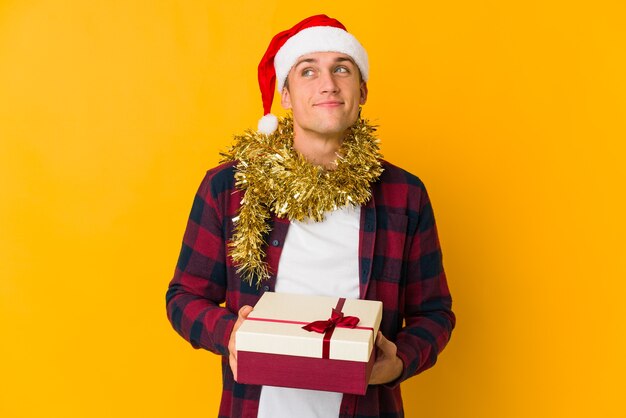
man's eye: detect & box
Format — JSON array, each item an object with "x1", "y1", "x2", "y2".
[
  {"x1": 335, "y1": 66, "x2": 349, "y2": 73},
  {"x1": 302, "y1": 69, "x2": 315, "y2": 77}
]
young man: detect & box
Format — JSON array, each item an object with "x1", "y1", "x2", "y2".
[{"x1": 166, "y1": 14, "x2": 455, "y2": 418}]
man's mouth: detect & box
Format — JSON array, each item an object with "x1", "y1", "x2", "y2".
[{"x1": 314, "y1": 100, "x2": 343, "y2": 107}]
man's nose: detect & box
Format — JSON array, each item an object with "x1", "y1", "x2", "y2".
[{"x1": 319, "y1": 70, "x2": 339, "y2": 94}]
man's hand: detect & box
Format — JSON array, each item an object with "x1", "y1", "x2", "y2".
[
  {"x1": 228, "y1": 305, "x2": 253, "y2": 381},
  {"x1": 368, "y1": 331, "x2": 404, "y2": 385}
]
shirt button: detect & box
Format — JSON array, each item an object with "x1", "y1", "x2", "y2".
[
  {"x1": 262, "y1": 285, "x2": 270, "y2": 292},
  {"x1": 271, "y1": 239, "x2": 280, "y2": 247}
]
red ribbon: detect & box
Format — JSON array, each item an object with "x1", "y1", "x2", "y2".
[{"x1": 302, "y1": 298, "x2": 360, "y2": 359}]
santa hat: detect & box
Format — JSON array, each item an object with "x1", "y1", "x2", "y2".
[{"x1": 257, "y1": 14, "x2": 369, "y2": 134}]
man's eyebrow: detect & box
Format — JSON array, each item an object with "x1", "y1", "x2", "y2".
[{"x1": 294, "y1": 58, "x2": 317, "y2": 68}]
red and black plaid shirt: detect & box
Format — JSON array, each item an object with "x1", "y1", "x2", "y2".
[{"x1": 166, "y1": 159, "x2": 455, "y2": 418}]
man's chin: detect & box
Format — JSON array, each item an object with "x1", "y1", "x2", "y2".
[{"x1": 315, "y1": 118, "x2": 358, "y2": 135}]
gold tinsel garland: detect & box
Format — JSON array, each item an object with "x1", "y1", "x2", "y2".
[{"x1": 220, "y1": 113, "x2": 384, "y2": 287}]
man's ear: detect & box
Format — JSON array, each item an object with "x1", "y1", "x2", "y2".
[
  {"x1": 359, "y1": 81, "x2": 368, "y2": 105},
  {"x1": 280, "y1": 86, "x2": 292, "y2": 109}
]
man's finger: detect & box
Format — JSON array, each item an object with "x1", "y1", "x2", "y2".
[
  {"x1": 238, "y1": 305, "x2": 253, "y2": 320},
  {"x1": 376, "y1": 331, "x2": 389, "y2": 348},
  {"x1": 231, "y1": 305, "x2": 253, "y2": 381},
  {"x1": 230, "y1": 305, "x2": 253, "y2": 365},
  {"x1": 375, "y1": 331, "x2": 396, "y2": 356}
]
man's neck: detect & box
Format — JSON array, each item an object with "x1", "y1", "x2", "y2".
[{"x1": 292, "y1": 128, "x2": 346, "y2": 169}]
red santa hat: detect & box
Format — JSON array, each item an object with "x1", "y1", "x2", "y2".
[{"x1": 257, "y1": 14, "x2": 369, "y2": 134}]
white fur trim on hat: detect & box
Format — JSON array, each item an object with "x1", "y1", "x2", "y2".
[{"x1": 274, "y1": 26, "x2": 369, "y2": 92}]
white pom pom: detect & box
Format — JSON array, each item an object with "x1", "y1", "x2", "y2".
[{"x1": 258, "y1": 114, "x2": 278, "y2": 134}]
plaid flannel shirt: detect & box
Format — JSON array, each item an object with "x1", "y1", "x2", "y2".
[{"x1": 166, "y1": 159, "x2": 455, "y2": 418}]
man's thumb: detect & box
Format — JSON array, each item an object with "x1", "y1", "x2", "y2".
[{"x1": 239, "y1": 305, "x2": 253, "y2": 320}]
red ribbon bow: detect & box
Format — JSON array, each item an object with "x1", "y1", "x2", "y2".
[
  {"x1": 302, "y1": 308, "x2": 360, "y2": 333},
  {"x1": 302, "y1": 299, "x2": 361, "y2": 359}
]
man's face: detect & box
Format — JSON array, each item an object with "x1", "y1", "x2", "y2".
[{"x1": 280, "y1": 51, "x2": 368, "y2": 139}]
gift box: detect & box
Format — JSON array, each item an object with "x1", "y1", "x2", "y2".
[{"x1": 235, "y1": 292, "x2": 382, "y2": 395}]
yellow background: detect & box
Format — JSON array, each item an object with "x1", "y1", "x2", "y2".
[{"x1": 1, "y1": 1, "x2": 625, "y2": 417}]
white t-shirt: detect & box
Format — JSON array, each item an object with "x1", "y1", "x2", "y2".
[{"x1": 257, "y1": 206, "x2": 361, "y2": 418}]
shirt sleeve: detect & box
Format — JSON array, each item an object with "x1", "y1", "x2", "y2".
[
  {"x1": 389, "y1": 182, "x2": 456, "y2": 387},
  {"x1": 165, "y1": 170, "x2": 237, "y2": 357}
]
